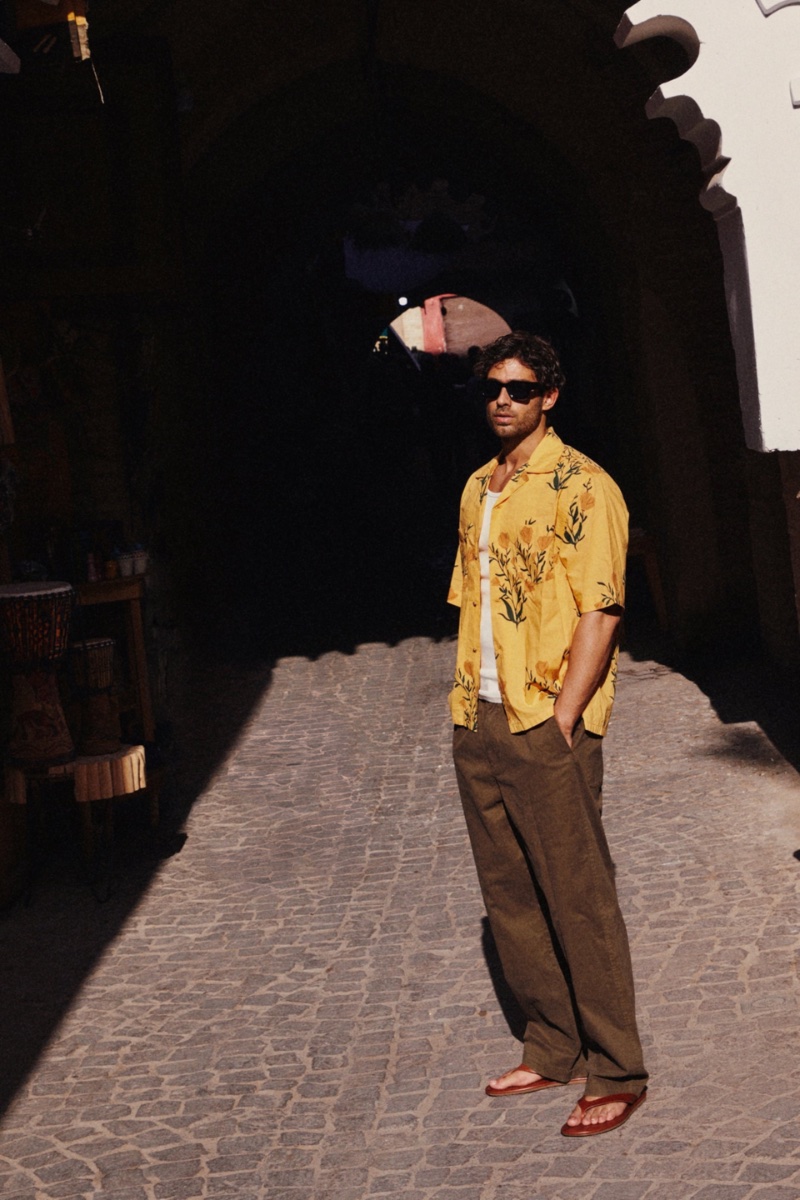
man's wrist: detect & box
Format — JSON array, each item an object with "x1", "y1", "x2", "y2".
[{"x1": 554, "y1": 699, "x2": 581, "y2": 730}]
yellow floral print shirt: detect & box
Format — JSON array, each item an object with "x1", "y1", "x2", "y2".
[{"x1": 448, "y1": 428, "x2": 628, "y2": 736}]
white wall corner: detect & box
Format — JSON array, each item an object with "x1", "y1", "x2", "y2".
[{"x1": 618, "y1": 0, "x2": 800, "y2": 451}]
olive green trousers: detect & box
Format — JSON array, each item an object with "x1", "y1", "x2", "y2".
[{"x1": 453, "y1": 701, "x2": 647, "y2": 1097}]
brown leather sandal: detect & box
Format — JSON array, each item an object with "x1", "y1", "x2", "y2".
[
  {"x1": 485, "y1": 1065, "x2": 586, "y2": 1097},
  {"x1": 560, "y1": 1088, "x2": 647, "y2": 1136}
]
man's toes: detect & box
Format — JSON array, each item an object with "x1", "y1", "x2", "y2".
[
  {"x1": 489, "y1": 1066, "x2": 542, "y2": 1090},
  {"x1": 568, "y1": 1098, "x2": 627, "y2": 1127},
  {"x1": 593, "y1": 1102, "x2": 626, "y2": 1125}
]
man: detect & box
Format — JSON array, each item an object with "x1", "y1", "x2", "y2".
[{"x1": 448, "y1": 331, "x2": 647, "y2": 1136}]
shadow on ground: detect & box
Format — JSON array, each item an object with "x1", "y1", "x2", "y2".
[
  {"x1": 622, "y1": 622, "x2": 800, "y2": 778},
  {"x1": 0, "y1": 535, "x2": 460, "y2": 1116},
  {"x1": 2, "y1": 535, "x2": 799, "y2": 1119},
  {"x1": 481, "y1": 917, "x2": 527, "y2": 1043}
]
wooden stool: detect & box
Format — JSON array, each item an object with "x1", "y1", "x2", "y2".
[{"x1": 5, "y1": 745, "x2": 148, "y2": 888}]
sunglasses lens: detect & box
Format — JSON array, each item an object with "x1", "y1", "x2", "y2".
[
  {"x1": 505, "y1": 382, "x2": 535, "y2": 401},
  {"x1": 480, "y1": 379, "x2": 544, "y2": 402}
]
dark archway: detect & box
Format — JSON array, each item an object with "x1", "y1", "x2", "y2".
[
  {"x1": 172, "y1": 66, "x2": 657, "y2": 659},
  {"x1": 81, "y1": 0, "x2": 792, "y2": 659}
]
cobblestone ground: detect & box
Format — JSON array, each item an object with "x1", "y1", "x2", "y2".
[{"x1": 1, "y1": 637, "x2": 800, "y2": 1199}]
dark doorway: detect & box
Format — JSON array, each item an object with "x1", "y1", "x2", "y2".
[{"x1": 186, "y1": 106, "x2": 628, "y2": 660}]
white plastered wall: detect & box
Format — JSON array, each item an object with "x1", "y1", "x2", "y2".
[{"x1": 617, "y1": 0, "x2": 800, "y2": 452}]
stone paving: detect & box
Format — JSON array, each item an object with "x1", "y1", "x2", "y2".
[{"x1": 1, "y1": 636, "x2": 800, "y2": 1199}]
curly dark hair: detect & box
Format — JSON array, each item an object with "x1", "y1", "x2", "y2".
[{"x1": 473, "y1": 331, "x2": 565, "y2": 394}]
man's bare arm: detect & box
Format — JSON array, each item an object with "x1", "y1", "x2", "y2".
[{"x1": 553, "y1": 606, "x2": 623, "y2": 746}]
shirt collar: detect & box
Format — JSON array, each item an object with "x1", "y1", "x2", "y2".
[
  {"x1": 482, "y1": 427, "x2": 565, "y2": 492},
  {"x1": 475, "y1": 428, "x2": 567, "y2": 502},
  {"x1": 522, "y1": 426, "x2": 565, "y2": 473}
]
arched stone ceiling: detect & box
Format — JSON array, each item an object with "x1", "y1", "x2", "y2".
[
  {"x1": 90, "y1": 1, "x2": 686, "y2": 171},
  {"x1": 83, "y1": 0, "x2": 754, "y2": 634}
]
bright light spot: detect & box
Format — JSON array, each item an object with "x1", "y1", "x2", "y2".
[{"x1": 398, "y1": 296, "x2": 408, "y2": 307}]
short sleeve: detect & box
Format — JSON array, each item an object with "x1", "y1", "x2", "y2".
[{"x1": 557, "y1": 469, "x2": 628, "y2": 614}]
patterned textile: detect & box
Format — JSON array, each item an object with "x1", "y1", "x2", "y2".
[{"x1": 448, "y1": 428, "x2": 628, "y2": 735}]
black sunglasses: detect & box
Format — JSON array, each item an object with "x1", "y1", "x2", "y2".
[{"x1": 478, "y1": 378, "x2": 547, "y2": 402}]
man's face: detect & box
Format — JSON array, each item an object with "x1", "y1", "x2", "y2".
[{"x1": 484, "y1": 358, "x2": 558, "y2": 445}]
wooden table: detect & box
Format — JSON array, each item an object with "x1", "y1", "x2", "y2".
[{"x1": 75, "y1": 576, "x2": 155, "y2": 744}]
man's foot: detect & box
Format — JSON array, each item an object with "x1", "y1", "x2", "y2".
[
  {"x1": 485, "y1": 1064, "x2": 586, "y2": 1097},
  {"x1": 561, "y1": 1089, "x2": 647, "y2": 1136}
]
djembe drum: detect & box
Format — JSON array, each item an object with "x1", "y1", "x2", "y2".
[
  {"x1": 0, "y1": 581, "x2": 75, "y2": 768},
  {"x1": 70, "y1": 637, "x2": 122, "y2": 757}
]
